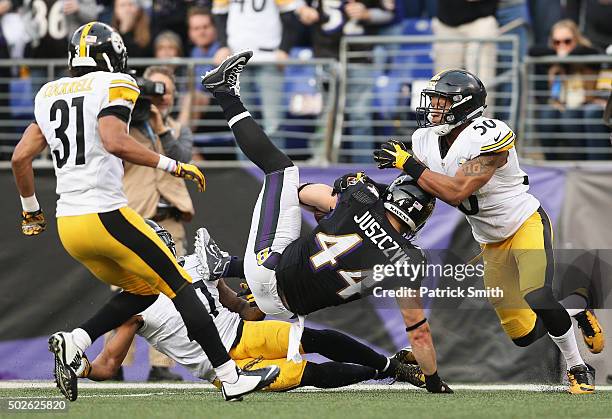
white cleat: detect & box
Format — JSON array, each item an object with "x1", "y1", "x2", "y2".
[
  {"x1": 221, "y1": 366, "x2": 280, "y2": 401},
  {"x1": 48, "y1": 332, "x2": 83, "y2": 401}
]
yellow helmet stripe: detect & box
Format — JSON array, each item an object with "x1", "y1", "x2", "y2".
[{"x1": 79, "y1": 22, "x2": 96, "y2": 58}]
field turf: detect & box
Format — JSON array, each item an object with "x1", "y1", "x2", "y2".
[{"x1": 1, "y1": 383, "x2": 610, "y2": 419}]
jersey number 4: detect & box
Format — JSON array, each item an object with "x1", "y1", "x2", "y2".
[
  {"x1": 51, "y1": 96, "x2": 85, "y2": 169},
  {"x1": 310, "y1": 233, "x2": 369, "y2": 300}
]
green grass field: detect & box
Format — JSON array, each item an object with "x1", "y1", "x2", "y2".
[{"x1": 1, "y1": 383, "x2": 611, "y2": 419}]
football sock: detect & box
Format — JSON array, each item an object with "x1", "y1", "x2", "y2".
[
  {"x1": 171, "y1": 284, "x2": 231, "y2": 368},
  {"x1": 301, "y1": 328, "x2": 389, "y2": 372},
  {"x1": 300, "y1": 362, "x2": 376, "y2": 388},
  {"x1": 216, "y1": 92, "x2": 293, "y2": 174},
  {"x1": 560, "y1": 293, "x2": 588, "y2": 317},
  {"x1": 549, "y1": 326, "x2": 585, "y2": 369},
  {"x1": 214, "y1": 359, "x2": 239, "y2": 384},
  {"x1": 226, "y1": 257, "x2": 245, "y2": 279},
  {"x1": 71, "y1": 328, "x2": 92, "y2": 353},
  {"x1": 79, "y1": 292, "x2": 158, "y2": 342}
]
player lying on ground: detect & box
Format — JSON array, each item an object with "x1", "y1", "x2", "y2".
[
  {"x1": 373, "y1": 69, "x2": 604, "y2": 394},
  {"x1": 200, "y1": 51, "x2": 452, "y2": 393},
  {"x1": 77, "y1": 222, "x2": 426, "y2": 391},
  {"x1": 11, "y1": 22, "x2": 277, "y2": 402}
]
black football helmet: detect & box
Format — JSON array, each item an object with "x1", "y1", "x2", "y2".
[
  {"x1": 383, "y1": 175, "x2": 435, "y2": 236},
  {"x1": 68, "y1": 22, "x2": 128, "y2": 73},
  {"x1": 145, "y1": 219, "x2": 176, "y2": 257},
  {"x1": 416, "y1": 69, "x2": 487, "y2": 135}
]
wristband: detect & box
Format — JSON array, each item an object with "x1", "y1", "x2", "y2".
[
  {"x1": 405, "y1": 318, "x2": 427, "y2": 332},
  {"x1": 20, "y1": 194, "x2": 40, "y2": 212},
  {"x1": 157, "y1": 155, "x2": 177, "y2": 173},
  {"x1": 402, "y1": 156, "x2": 427, "y2": 181}
]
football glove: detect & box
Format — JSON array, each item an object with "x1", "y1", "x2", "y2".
[
  {"x1": 21, "y1": 209, "x2": 46, "y2": 236},
  {"x1": 237, "y1": 282, "x2": 257, "y2": 307},
  {"x1": 332, "y1": 171, "x2": 372, "y2": 196},
  {"x1": 373, "y1": 140, "x2": 411, "y2": 170},
  {"x1": 424, "y1": 371, "x2": 454, "y2": 394},
  {"x1": 172, "y1": 162, "x2": 206, "y2": 192}
]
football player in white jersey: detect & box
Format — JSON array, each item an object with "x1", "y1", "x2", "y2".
[
  {"x1": 11, "y1": 22, "x2": 278, "y2": 401},
  {"x1": 373, "y1": 69, "x2": 604, "y2": 394},
  {"x1": 76, "y1": 222, "x2": 426, "y2": 391}
]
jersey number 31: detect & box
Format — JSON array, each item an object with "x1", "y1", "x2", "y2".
[{"x1": 51, "y1": 96, "x2": 86, "y2": 169}]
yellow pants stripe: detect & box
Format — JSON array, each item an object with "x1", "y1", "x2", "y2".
[
  {"x1": 57, "y1": 207, "x2": 192, "y2": 298},
  {"x1": 482, "y1": 207, "x2": 554, "y2": 340}
]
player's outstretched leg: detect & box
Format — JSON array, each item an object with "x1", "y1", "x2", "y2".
[
  {"x1": 201, "y1": 51, "x2": 293, "y2": 175},
  {"x1": 300, "y1": 328, "x2": 425, "y2": 388}
]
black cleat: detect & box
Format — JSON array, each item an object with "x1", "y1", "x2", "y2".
[
  {"x1": 574, "y1": 310, "x2": 605, "y2": 354},
  {"x1": 394, "y1": 363, "x2": 426, "y2": 388},
  {"x1": 201, "y1": 50, "x2": 253, "y2": 97},
  {"x1": 567, "y1": 364, "x2": 595, "y2": 394},
  {"x1": 393, "y1": 346, "x2": 418, "y2": 365},
  {"x1": 221, "y1": 366, "x2": 280, "y2": 401},
  {"x1": 48, "y1": 333, "x2": 79, "y2": 402},
  {"x1": 195, "y1": 228, "x2": 232, "y2": 281}
]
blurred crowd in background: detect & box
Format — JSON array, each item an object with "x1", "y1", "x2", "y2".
[{"x1": 0, "y1": 0, "x2": 610, "y2": 162}]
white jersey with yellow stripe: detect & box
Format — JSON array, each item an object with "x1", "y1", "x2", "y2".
[
  {"x1": 411, "y1": 116, "x2": 540, "y2": 243},
  {"x1": 34, "y1": 71, "x2": 139, "y2": 216},
  {"x1": 138, "y1": 254, "x2": 242, "y2": 382}
]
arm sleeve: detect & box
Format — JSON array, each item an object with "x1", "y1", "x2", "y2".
[
  {"x1": 213, "y1": 13, "x2": 229, "y2": 48},
  {"x1": 279, "y1": 11, "x2": 299, "y2": 53},
  {"x1": 158, "y1": 124, "x2": 194, "y2": 162},
  {"x1": 479, "y1": 121, "x2": 516, "y2": 154}
]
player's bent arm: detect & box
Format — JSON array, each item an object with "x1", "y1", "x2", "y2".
[
  {"x1": 417, "y1": 152, "x2": 508, "y2": 206},
  {"x1": 298, "y1": 183, "x2": 337, "y2": 213},
  {"x1": 217, "y1": 279, "x2": 265, "y2": 321},
  {"x1": 396, "y1": 296, "x2": 437, "y2": 376},
  {"x1": 87, "y1": 316, "x2": 142, "y2": 381},
  {"x1": 98, "y1": 115, "x2": 163, "y2": 167},
  {"x1": 11, "y1": 123, "x2": 48, "y2": 198}
]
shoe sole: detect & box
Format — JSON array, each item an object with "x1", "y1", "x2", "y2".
[
  {"x1": 202, "y1": 53, "x2": 250, "y2": 88},
  {"x1": 48, "y1": 335, "x2": 78, "y2": 402},
  {"x1": 222, "y1": 366, "x2": 281, "y2": 402},
  {"x1": 583, "y1": 311, "x2": 605, "y2": 354}
]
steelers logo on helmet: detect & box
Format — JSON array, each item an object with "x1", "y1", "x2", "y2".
[
  {"x1": 68, "y1": 21, "x2": 128, "y2": 74},
  {"x1": 111, "y1": 31, "x2": 126, "y2": 55},
  {"x1": 416, "y1": 69, "x2": 487, "y2": 136}
]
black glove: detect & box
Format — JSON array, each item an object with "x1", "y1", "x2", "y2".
[
  {"x1": 332, "y1": 171, "x2": 372, "y2": 196},
  {"x1": 373, "y1": 140, "x2": 410, "y2": 169},
  {"x1": 425, "y1": 371, "x2": 454, "y2": 394}
]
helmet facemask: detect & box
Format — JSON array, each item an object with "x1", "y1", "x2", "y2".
[{"x1": 416, "y1": 90, "x2": 486, "y2": 136}]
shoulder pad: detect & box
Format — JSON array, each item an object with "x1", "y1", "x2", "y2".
[{"x1": 471, "y1": 118, "x2": 515, "y2": 154}]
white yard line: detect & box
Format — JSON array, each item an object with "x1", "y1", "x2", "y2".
[{"x1": 1, "y1": 381, "x2": 612, "y2": 392}]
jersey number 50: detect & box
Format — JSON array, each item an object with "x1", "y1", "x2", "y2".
[{"x1": 50, "y1": 97, "x2": 85, "y2": 169}]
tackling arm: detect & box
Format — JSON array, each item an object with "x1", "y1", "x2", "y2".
[
  {"x1": 86, "y1": 316, "x2": 142, "y2": 381},
  {"x1": 416, "y1": 152, "x2": 508, "y2": 206},
  {"x1": 298, "y1": 183, "x2": 337, "y2": 213},
  {"x1": 217, "y1": 279, "x2": 265, "y2": 321}
]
